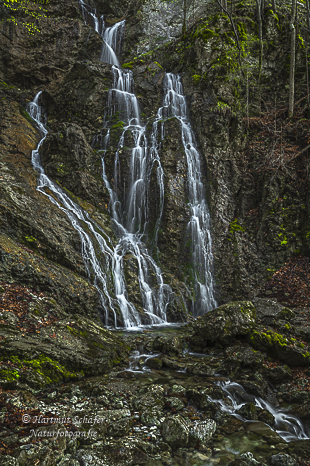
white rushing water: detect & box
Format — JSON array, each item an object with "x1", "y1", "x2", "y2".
[
  {"x1": 28, "y1": 93, "x2": 120, "y2": 327},
  {"x1": 211, "y1": 380, "x2": 310, "y2": 442},
  {"x1": 161, "y1": 74, "x2": 217, "y2": 316},
  {"x1": 98, "y1": 64, "x2": 172, "y2": 327},
  {"x1": 28, "y1": 0, "x2": 218, "y2": 327}
]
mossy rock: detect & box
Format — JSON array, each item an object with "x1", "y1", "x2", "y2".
[
  {"x1": 189, "y1": 301, "x2": 257, "y2": 348},
  {"x1": 249, "y1": 329, "x2": 310, "y2": 367},
  {"x1": 0, "y1": 315, "x2": 130, "y2": 388}
]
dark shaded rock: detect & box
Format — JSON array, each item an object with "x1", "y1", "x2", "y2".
[
  {"x1": 165, "y1": 396, "x2": 185, "y2": 411},
  {"x1": 270, "y1": 453, "x2": 297, "y2": 466},
  {"x1": 161, "y1": 415, "x2": 190, "y2": 449},
  {"x1": 40, "y1": 123, "x2": 110, "y2": 210},
  {"x1": 186, "y1": 387, "x2": 219, "y2": 413},
  {"x1": 262, "y1": 364, "x2": 292, "y2": 384},
  {"x1": 190, "y1": 301, "x2": 256, "y2": 349},
  {"x1": 236, "y1": 404, "x2": 275, "y2": 426},
  {"x1": 186, "y1": 362, "x2": 215, "y2": 377},
  {"x1": 257, "y1": 409, "x2": 275, "y2": 426},
  {"x1": 145, "y1": 357, "x2": 163, "y2": 369},
  {"x1": 42, "y1": 61, "x2": 112, "y2": 143},
  {"x1": 236, "y1": 403, "x2": 258, "y2": 420},
  {"x1": 252, "y1": 298, "x2": 295, "y2": 324},
  {"x1": 0, "y1": 1, "x2": 102, "y2": 88},
  {"x1": 133, "y1": 385, "x2": 165, "y2": 411},
  {"x1": 161, "y1": 357, "x2": 187, "y2": 371},
  {"x1": 152, "y1": 334, "x2": 183, "y2": 356}
]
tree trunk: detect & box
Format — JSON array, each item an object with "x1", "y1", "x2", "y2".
[
  {"x1": 306, "y1": 0, "x2": 310, "y2": 30},
  {"x1": 182, "y1": 0, "x2": 187, "y2": 36},
  {"x1": 272, "y1": 0, "x2": 276, "y2": 12},
  {"x1": 256, "y1": 0, "x2": 263, "y2": 83},
  {"x1": 288, "y1": 0, "x2": 297, "y2": 118},
  {"x1": 216, "y1": 0, "x2": 241, "y2": 53},
  {"x1": 306, "y1": 47, "x2": 309, "y2": 107},
  {"x1": 222, "y1": 0, "x2": 227, "y2": 9}
]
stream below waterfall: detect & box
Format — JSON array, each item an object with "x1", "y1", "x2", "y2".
[{"x1": 117, "y1": 328, "x2": 310, "y2": 448}]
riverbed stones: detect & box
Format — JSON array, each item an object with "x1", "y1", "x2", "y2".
[
  {"x1": 161, "y1": 415, "x2": 190, "y2": 449},
  {"x1": 189, "y1": 419, "x2": 216, "y2": 444},
  {"x1": 270, "y1": 453, "x2": 297, "y2": 466},
  {"x1": 133, "y1": 385, "x2": 165, "y2": 410},
  {"x1": 190, "y1": 301, "x2": 257, "y2": 349},
  {"x1": 145, "y1": 357, "x2": 163, "y2": 369},
  {"x1": 152, "y1": 335, "x2": 183, "y2": 356}
]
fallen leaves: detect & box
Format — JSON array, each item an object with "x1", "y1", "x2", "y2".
[{"x1": 261, "y1": 256, "x2": 310, "y2": 309}]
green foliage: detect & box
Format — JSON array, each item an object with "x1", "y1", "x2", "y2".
[
  {"x1": 229, "y1": 218, "x2": 245, "y2": 234},
  {"x1": 297, "y1": 34, "x2": 305, "y2": 49},
  {"x1": 2, "y1": 0, "x2": 50, "y2": 35},
  {"x1": 192, "y1": 23, "x2": 218, "y2": 42},
  {"x1": 111, "y1": 121, "x2": 125, "y2": 130},
  {"x1": 24, "y1": 235, "x2": 36, "y2": 242},
  {"x1": 192, "y1": 74, "x2": 201, "y2": 85},
  {"x1": 57, "y1": 163, "x2": 68, "y2": 174},
  {"x1": 122, "y1": 62, "x2": 134, "y2": 69},
  {"x1": 20, "y1": 107, "x2": 33, "y2": 123}
]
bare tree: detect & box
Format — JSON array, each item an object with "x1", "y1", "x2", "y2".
[
  {"x1": 306, "y1": 0, "x2": 310, "y2": 30},
  {"x1": 256, "y1": 0, "x2": 263, "y2": 83},
  {"x1": 182, "y1": 0, "x2": 187, "y2": 35},
  {"x1": 215, "y1": 0, "x2": 241, "y2": 53},
  {"x1": 288, "y1": 0, "x2": 297, "y2": 118}
]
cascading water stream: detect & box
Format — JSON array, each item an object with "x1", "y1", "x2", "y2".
[
  {"x1": 28, "y1": 93, "x2": 119, "y2": 327},
  {"x1": 98, "y1": 65, "x2": 172, "y2": 326},
  {"x1": 161, "y1": 73, "x2": 217, "y2": 316},
  {"x1": 79, "y1": 0, "x2": 124, "y2": 66},
  {"x1": 210, "y1": 380, "x2": 310, "y2": 442}
]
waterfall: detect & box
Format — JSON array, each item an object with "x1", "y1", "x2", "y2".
[
  {"x1": 161, "y1": 74, "x2": 217, "y2": 316},
  {"x1": 100, "y1": 21, "x2": 125, "y2": 66},
  {"x1": 28, "y1": 1, "x2": 217, "y2": 326},
  {"x1": 97, "y1": 64, "x2": 172, "y2": 326}
]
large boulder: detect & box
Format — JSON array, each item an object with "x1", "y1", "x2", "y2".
[
  {"x1": 189, "y1": 301, "x2": 257, "y2": 349},
  {"x1": 0, "y1": 314, "x2": 130, "y2": 388}
]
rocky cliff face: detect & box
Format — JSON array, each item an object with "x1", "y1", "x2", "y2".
[{"x1": 0, "y1": 0, "x2": 309, "y2": 324}]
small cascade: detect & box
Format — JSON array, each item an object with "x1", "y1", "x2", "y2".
[
  {"x1": 162, "y1": 73, "x2": 217, "y2": 316},
  {"x1": 79, "y1": 0, "x2": 103, "y2": 35},
  {"x1": 100, "y1": 21, "x2": 125, "y2": 66},
  {"x1": 211, "y1": 380, "x2": 310, "y2": 442},
  {"x1": 28, "y1": 93, "x2": 120, "y2": 327}
]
